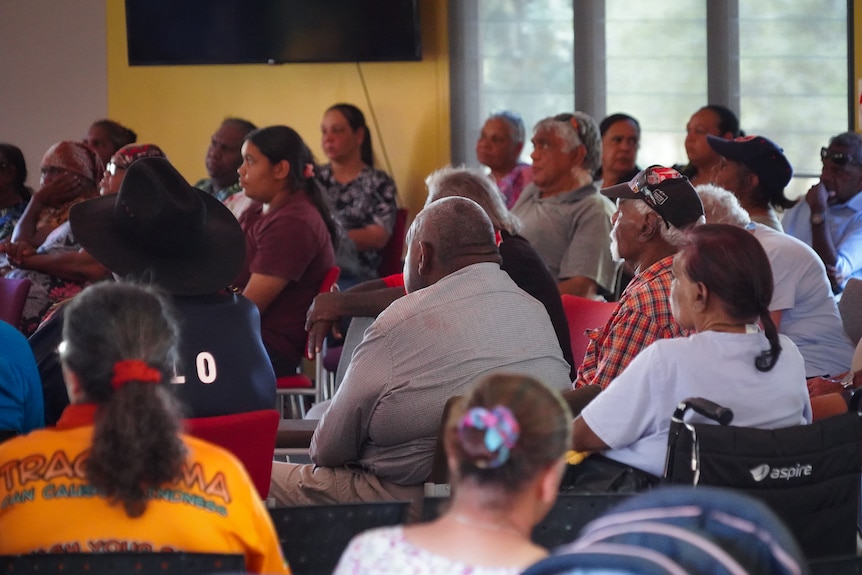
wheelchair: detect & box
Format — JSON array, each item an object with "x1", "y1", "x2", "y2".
[{"x1": 663, "y1": 395, "x2": 862, "y2": 559}]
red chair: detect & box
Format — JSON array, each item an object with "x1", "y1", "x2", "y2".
[
  {"x1": 184, "y1": 409, "x2": 280, "y2": 500},
  {"x1": 0, "y1": 277, "x2": 31, "y2": 328},
  {"x1": 377, "y1": 208, "x2": 408, "y2": 277},
  {"x1": 275, "y1": 266, "x2": 340, "y2": 418},
  {"x1": 560, "y1": 295, "x2": 617, "y2": 370}
]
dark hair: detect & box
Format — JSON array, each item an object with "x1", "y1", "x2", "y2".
[
  {"x1": 829, "y1": 131, "x2": 862, "y2": 163},
  {"x1": 445, "y1": 373, "x2": 572, "y2": 500},
  {"x1": 223, "y1": 117, "x2": 258, "y2": 137},
  {"x1": 0, "y1": 143, "x2": 30, "y2": 201},
  {"x1": 245, "y1": 125, "x2": 340, "y2": 247},
  {"x1": 700, "y1": 105, "x2": 741, "y2": 138},
  {"x1": 60, "y1": 281, "x2": 186, "y2": 518},
  {"x1": 326, "y1": 103, "x2": 374, "y2": 167},
  {"x1": 90, "y1": 119, "x2": 138, "y2": 153},
  {"x1": 680, "y1": 224, "x2": 780, "y2": 371},
  {"x1": 599, "y1": 113, "x2": 641, "y2": 137}
]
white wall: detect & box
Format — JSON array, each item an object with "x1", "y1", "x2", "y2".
[{"x1": 0, "y1": 0, "x2": 107, "y2": 189}]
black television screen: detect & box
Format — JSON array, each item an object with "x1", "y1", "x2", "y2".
[{"x1": 125, "y1": 0, "x2": 422, "y2": 65}]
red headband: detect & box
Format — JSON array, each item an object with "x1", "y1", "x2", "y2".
[{"x1": 111, "y1": 360, "x2": 161, "y2": 390}]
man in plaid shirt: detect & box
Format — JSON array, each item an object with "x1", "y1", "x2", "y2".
[{"x1": 575, "y1": 166, "x2": 705, "y2": 389}]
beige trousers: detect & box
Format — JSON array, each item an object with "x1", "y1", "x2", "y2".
[{"x1": 269, "y1": 462, "x2": 425, "y2": 522}]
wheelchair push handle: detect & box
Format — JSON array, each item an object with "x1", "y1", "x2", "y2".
[{"x1": 672, "y1": 397, "x2": 734, "y2": 426}]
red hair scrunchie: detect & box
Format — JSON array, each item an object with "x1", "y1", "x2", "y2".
[{"x1": 111, "y1": 360, "x2": 162, "y2": 390}]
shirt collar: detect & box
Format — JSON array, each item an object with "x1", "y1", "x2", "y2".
[
  {"x1": 55, "y1": 403, "x2": 99, "y2": 430},
  {"x1": 840, "y1": 192, "x2": 862, "y2": 212}
]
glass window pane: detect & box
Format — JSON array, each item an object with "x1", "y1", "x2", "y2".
[
  {"x1": 478, "y1": 0, "x2": 574, "y2": 162},
  {"x1": 606, "y1": 0, "x2": 707, "y2": 169},
  {"x1": 739, "y1": 0, "x2": 848, "y2": 199}
]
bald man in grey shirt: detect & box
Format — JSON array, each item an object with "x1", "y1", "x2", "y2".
[{"x1": 269, "y1": 197, "x2": 572, "y2": 519}]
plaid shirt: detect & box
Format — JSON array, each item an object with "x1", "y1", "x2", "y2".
[{"x1": 575, "y1": 255, "x2": 689, "y2": 389}]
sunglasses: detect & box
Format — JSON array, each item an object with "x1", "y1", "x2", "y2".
[
  {"x1": 821, "y1": 147, "x2": 861, "y2": 167},
  {"x1": 106, "y1": 161, "x2": 128, "y2": 176}
]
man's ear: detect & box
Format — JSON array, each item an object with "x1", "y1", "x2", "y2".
[
  {"x1": 570, "y1": 144, "x2": 587, "y2": 168},
  {"x1": 639, "y1": 211, "x2": 661, "y2": 241},
  {"x1": 418, "y1": 241, "x2": 434, "y2": 276}
]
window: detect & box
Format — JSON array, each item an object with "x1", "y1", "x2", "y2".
[{"x1": 452, "y1": 0, "x2": 850, "y2": 199}]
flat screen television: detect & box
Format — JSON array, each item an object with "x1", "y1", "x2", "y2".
[{"x1": 125, "y1": 0, "x2": 422, "y2": 65}]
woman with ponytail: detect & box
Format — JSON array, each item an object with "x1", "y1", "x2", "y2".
[
  {"x1": 0, "y1": 282, "x2": 288, "y2": 573},
  {"x1": 236, "y1": 125, "x2": 337, "y2": 375},
  {"x1": 573, "y1": 223, "x2": 811, "y2": 478},
  {"x1": 334, "y1": 373, "x2": 572, "y2": 574}
]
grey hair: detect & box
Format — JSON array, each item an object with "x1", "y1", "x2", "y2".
[
  {"x1": 533, "y1": 112, "x2": 602, "y2": 176},
  {"x1": 411, "y1": 196, "x2": 497, "y2": 263},
  {"x1": 425, "y1": 165, "x2": 521, "y2": 235},
  {"x1": 487, "y1": 111, "x2": 526, "y2": 145},
  {"x1": 829, "y1": 131, "x2": 862, "y2": 162},
  {"x1": 630, "y1": 199, "x2": 693, "y2": 248},
  {"x1": 695, "y1": 183, "x2": 751, "y2": 227}
]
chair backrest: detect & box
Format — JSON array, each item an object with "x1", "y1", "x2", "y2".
[
  {"x1": 377, "y1": 208, "x2": 408, "y2": 277},
  {"x1": 560, "y1": 295, "x2": 617, "y2": 369},
  {"x1": 526, "y1": 487, "x2": 807, "y2": 575},
  {"x1": 269, "y1": 501, "x2": 409, "y2": 575},
  {"x1": 0, "y1": 277, "x2": 31, "y2": 328},
  {"x1": 184, "y1": 409, "x2": 280, "y2": 499},
  {"x1": 664, "y1": 397, "x2": 862, "y2": 559},
  {"x1": 0, "y1": 552, "x2": 244, "y2": 574},
  {"x1": 838, "y1": 277, "x2": 862, "y2": 345}
]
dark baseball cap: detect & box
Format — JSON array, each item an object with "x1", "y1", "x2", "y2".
[
  {"x1": 602, "y1": 165, "x2": 704, "y2": 229},
  {"x1": 706, "y1": 135, "x2": 793, "y2": 198}
]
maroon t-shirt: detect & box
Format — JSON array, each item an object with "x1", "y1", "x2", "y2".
[{"x1": 237, "y1": 196, "x2": 335, "y2": 366}]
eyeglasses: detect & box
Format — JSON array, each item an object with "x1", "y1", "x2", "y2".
[
  {"x1": 821, "y1": 147, "x2": 861, "y2": 167},
  {"x1": 106, "y1": 161, "x2": 128, "y2": 176}
]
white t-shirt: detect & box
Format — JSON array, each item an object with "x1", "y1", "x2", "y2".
[
  {"x1": 581, "y1": 330, "x2": 812, "y2": 477},
  {"x1": 753, "y1": 223, "x2": 854, "y2": 377}
]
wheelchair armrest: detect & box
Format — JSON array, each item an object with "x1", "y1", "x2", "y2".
[
  {"x1": 672, "y1": 397, "x2": 734, "y2": 426},
  {"x1": 849, "y1": 387, "x2": 862, "y2": 413}
]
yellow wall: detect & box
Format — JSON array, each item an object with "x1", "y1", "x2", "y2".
[{"x1": 106, "y1": 0, "x2": 449, "y2": 219}]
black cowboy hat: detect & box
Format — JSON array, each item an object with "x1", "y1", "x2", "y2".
[{"x1": 70, "y1": 157, "x2": 245, "y2": 295}]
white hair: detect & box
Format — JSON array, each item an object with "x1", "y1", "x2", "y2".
[
  {"x1": 630, "y1": 199, "x2": 693, "y2": 248},
  {"x1": 695, "y1": 183, "x2": 751, "y2": 227}
]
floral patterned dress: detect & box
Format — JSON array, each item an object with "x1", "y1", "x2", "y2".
[
  {"x1": 333, "y1": 526, "x2": 523, "y2": 575},
  {"x1": 6, "y1": 221, "x2": 86, "y2": 335}
]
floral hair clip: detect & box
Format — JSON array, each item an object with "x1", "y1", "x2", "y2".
[
  {"x1": 458, "y1": 405, "x2": 521, "y2": 468},
  {"x1": 303, "y1": 163, "x2": 315, "y2": 179}
]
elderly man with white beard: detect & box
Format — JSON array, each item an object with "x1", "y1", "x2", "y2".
[{"x1": 574, "y1": 166, "x2": 705, "y2": 389}]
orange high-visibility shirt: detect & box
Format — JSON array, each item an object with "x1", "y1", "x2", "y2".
[{"x1": 0, "y1": 404, "x2": 289, "y2": 574}]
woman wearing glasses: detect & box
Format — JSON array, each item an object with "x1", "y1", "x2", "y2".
[
  {"x1": 781, "y1": 131, "x2": 862, "y2": 294},
  {"x1": 2, "y1": 144, "x2": 165, "y2": 334}
]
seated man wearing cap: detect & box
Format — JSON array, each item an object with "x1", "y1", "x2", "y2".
[
  {"x1": 29, "y1": 158, "x2": 276, "y2": 425},
  {"x1": 783, "y1": 132, "x2": 862, "y2": 293},
  {"x1": 708, "y1": 134, "x2": 796, "y2": 232},
  {"x1": 574, "y1": 166, "x2": 705, "y2": 390},
  {"x1": 511, "y1": 112, "x2": 616, "y2": 299}
]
